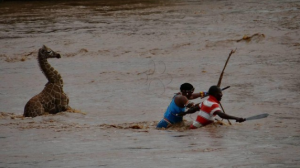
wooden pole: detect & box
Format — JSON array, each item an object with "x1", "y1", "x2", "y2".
[
  {"x1": 217, "y1": 49, "x2": 236, "y2": 88},
  {"x1": 217, "y1": 49, "x2": 236, "y2": 125}
]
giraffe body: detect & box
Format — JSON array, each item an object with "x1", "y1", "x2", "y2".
[{"x1": 24, "y1": 45, "x2": 70, "y2": 117}]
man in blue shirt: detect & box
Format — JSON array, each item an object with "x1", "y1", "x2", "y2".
[{"x1": 156, "y1": 83, "x2": 207, "y2": 129}]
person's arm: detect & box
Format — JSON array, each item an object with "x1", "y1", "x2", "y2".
[
  {"x1": 189, "y1": 91, "x2": 208, "y2": 100},
  {"x1": 185, "y1": 102, "x2": 195, "y2": 108},
  {"x1": 214, "y1": 111, "x2": 246, "y2": 122},
  {"x1": 176, "y1": 96, "x2": 196, "y2": 108},
  {"x1": 177, "y1": 103, "x2": 200, "y2": 116}
]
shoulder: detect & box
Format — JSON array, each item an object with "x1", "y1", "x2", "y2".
[
  {"x1": 175, "y1": 95, "x2": 188, "y2": 102},
  {"x1": 174, "y1": 95, "x2": 189, "y2": 108}
]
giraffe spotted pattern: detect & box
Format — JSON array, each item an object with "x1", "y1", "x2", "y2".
[{"x1": 23, "y1": 45, "x2": 70, "y2": 117}]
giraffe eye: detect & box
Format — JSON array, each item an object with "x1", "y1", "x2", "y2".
[{"x1": 47, "y1": 51, "x2": 52, "y2": 54}]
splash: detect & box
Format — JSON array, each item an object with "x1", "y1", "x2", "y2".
[
  {"x1": 98, "y1": 121, "x2": 158, "y2": 130},
  {"x1": 0, "y1": 112, "x2": 24, "y2": 119},
  {"x1": 66, "y1": 107, "x2": 86, "y2": 115},
  {"x1": 164, "y1": 120, "x2": 228, "y2": 131}
]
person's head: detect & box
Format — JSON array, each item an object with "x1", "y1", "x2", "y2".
[
  {"x1": 208, "y1": 85, "x2": 223, "y2": 101},
  {"x1": 180, "y1": 83, "x2": 194, "y2": 99}
]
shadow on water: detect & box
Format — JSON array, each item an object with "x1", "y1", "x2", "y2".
[
  {"x1": 0, "y1": 0, "x2": 178, "y2": 40},
  {"x1": 0, "y1": 0, "x2": 169, "y2": 14}
]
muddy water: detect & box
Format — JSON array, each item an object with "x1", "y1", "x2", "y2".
[{"x1": 1, "y1": 0, "x2": 300, "y2": 167}]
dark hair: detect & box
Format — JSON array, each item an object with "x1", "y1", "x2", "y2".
[
  {"x1": 180, "y1": 83, "x2": 194, "y2": 91},
  {"x1": 208, "y1": 85, "x2": 220, "y2": 95}
]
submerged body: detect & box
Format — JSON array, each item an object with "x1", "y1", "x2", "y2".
[
  {"x1": 179, "y1": 85, "x2": 245, "y2": 128},
  {"x1": 156, "y1": 83, "x2": 207, "y2": 129},
  {"x1": 156, "y1": 95, "x2": 186, "y2": 128},
  {"x1": 191, "y1": 96, "x2": 222, "y2": 128},
  {"x1": 23, "y1": 45, "x2": 70, "y2": 117}
]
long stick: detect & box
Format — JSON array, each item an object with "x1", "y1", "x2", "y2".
[
  {"x1": 219, "y1": 103, "x2": 232, "y2": 125},
  {"x1": 217, "y1": 49, "x2": 236, "y2": 125},
  {"x1": 217, "y1": 48, "x2": 237, "y2": 87}
]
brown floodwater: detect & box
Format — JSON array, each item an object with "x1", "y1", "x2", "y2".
[{"x1": 1, "y1": 0, "x2": 300, "y2": 167}]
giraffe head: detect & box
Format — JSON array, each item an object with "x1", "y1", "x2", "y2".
[{"x1": 39, "y1": 45, "x2": 61, "y2": 59}]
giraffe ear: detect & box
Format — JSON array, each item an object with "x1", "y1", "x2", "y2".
[{"x1": 42, "y1": 45, "x2": 47, "y2": 50}]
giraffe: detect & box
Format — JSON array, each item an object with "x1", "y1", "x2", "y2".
[{"x1": 23, "y1": 45, "x2": 70, "y2": 117}]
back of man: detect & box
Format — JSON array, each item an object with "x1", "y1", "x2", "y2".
[{"x1": 190, "y1": 95, "x2": 221, "y2": 128}]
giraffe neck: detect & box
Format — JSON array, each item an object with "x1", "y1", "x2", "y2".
[{"x1": 38, "y1": 53, "x2": 63, "y2": 86}]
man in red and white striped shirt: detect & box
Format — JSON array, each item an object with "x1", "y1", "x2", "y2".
[{"x1": 178, "y1": 85, "x2": 245, "y2": 129}]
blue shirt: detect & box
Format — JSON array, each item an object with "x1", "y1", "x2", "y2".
[{"x1": 163, "y1": 96, "x2": 186, "y2": 124}]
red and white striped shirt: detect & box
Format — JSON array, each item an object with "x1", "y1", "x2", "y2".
[{"x1": 191, "y1": 96, "x2": 222, "y2": 128}]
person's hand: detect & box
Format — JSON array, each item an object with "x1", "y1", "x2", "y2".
[{"x1": 236, "y1": 118, "x2": 246, "y2": 123}]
